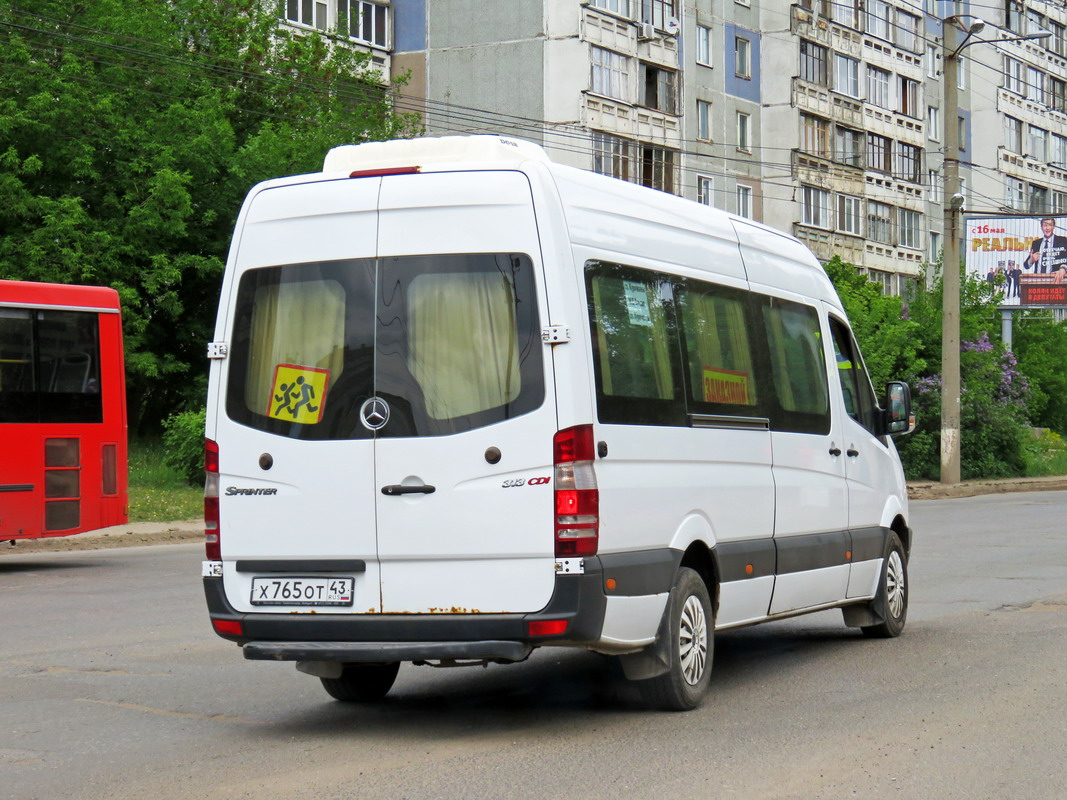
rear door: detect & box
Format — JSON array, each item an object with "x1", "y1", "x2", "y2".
[
  {"x1": 372, "y1": 170, "x2": 558, "y2": 614},
  {"x1": 216, "y1": 178, "x2": 383, "y2": 614}
]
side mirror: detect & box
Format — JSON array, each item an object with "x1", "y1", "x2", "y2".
[{"x1": 884, "y1": 381, "x2": 915, "y2": 436}]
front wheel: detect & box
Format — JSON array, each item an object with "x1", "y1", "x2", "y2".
[
  {"x1": 320, "y1": 662, "x2": 400, "y2": 702},
  {"x1": 638, "y1": 567, "x2": 713, "y2": 711},
  {"x1": 861, "y1": 532, "x2": 908, "y2": 639}
]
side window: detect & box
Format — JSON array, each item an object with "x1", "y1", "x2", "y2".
[
  {"x1": 0, "y1": 309, "x2": 103, "y2": 424},
  {"x1": 761, "y1": 297, "x2": 831, "y2": 434},
  {"x1": 675, "y1": 279, "x2": 762, "y2": 416},
  {"x1": 829, "y1": 317, "x2": 880, "y2": 435},
  {"x1": 586, "y1": 261, "x2": 685, "y2": 426}
]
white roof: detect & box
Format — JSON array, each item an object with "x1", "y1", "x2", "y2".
[{"x1": 323, "y1": 135, "x2": 550, "y2": 174}]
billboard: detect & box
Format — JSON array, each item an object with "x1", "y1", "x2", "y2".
[{"x1": 966, "y1": 216, "x2": 1067, "y2": 307}]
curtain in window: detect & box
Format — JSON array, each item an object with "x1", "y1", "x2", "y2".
[
  {"x1": 407, "y1": 272, "x2": 520, "y2": 420},
  {"x1": 680, "y1": 290, "x2": 755, "y2": 406},
  {"x1": 246, "y1": 280, "x2": 345, "y2": 415}
]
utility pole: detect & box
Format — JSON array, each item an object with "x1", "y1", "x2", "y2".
[{"x1": 941, "y1": 21, "x2": 964, "y2": 485}]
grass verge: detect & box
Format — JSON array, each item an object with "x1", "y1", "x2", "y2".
[
  {"x1": 1024, "y1": 430, "x2": 1067, "y2": 477},
  {"x1": 128, "y1": 437, "x2": 202, "y2": 523}
]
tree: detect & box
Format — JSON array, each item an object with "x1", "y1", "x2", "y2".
[{"x1": 0, "y1": 0, "x2": 420, "y2": 430}]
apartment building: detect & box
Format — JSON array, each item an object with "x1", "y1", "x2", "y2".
[{"x1": 283, "y1": 0, "x2": 1067, "y2": 295}]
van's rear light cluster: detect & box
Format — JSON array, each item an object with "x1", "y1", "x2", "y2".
[
  {"x1": 553, "y1": 425, "x2": 599, "y2": 557},
  {"x1": 204, "y1": 438, "x2": 220, "y2": 561}
]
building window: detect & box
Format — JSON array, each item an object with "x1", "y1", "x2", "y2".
[
  {"x1": 895, "y1": 143, "x2": 922, "y2": 184},
  {"x1": 1029, "y1": 184, "x2": 1049, "y2": 214},
  {"x1": 929, "y1": 231, "x2": 942, "y2": 265},
  {"x1": 834, "y1": 125, "x2": 863, "y2": 167},
  {"x1": 832, "y1": 0, "x2": 858, "y2": 28},
  {"x1": 592, "y1": 131, "x2": 636, "y2": 182},
  {"x1": 896, "y1": 10, "x2": 920, "y2": 52},
  {"x1": 801, "y1": 114, "x2": 831, "y2": 158},
  {"x1": 1004, "y1": 57, "x2": 1025, "y2": 95},
  {"x1": 641, "y1": 145, "x2": 677, "y2": 193},
  {"x1": 928, "y1": 169, "x2": 942, "y2": 204},
  {"x1": 287, "y1": 0, "x2": 328, "y2": 30},
  {"x1": 802, "y1": 186, "x2": 831, "y2": 228},
  {"x1": 899, "y1": 77, "x2": 921, "y2": 118},
  {"x1": 1051, "y1": 78, "x2": 1067, "y2": 114},
  {"x1": 898, "y1": 209, "x2": 921, "y2": 249},
  {"x1": 1005, "y1": 177, "x2": 1025, "y2": 209},
  {"x1": 696, "y1": 24, "x2": 712, "y2": 66},
  {"x1": 591, "y1": 46, "x2": 630, "y2": 101},
  {"x1": 736, "y1": 111, "x2": 751, "y2": 150},
  {"x1": 865, "y1": 0, "x2": 890, "y2": 40},
  {"x1": 867, "y1": 201, "x2": 894, "y2": 244},
  {"x1": 697, "y1": 175, "x2": 714, "y2": 206},
  {"x1": 697, "y1": 100, "x2": 712, "y2": 140},
  {"x1": 1027, "y1": 67, "x2": 1046, "y2": 104},
  {"x1": 958, "y1": 115, "x2": 968, "y2": 152},
  {"x1": 640, "y1": 63, "x2": 679, "y2": 114},
  {"x1": 736, "y1": 184, "x2": 753, "y2": 218},
  {"x1": 837, "y1": 194, "x2": 863, "y2": 235},
  {"x1": 925, "y1": 45, "x2": 938, "y2": 78},
  {"x1": 1053, "y1": 191, "x2": 1067, "y2": 215},
  {"x1": 867, "y1": 133, "x2": 892, "y2": 173},
  {"x1": 868, "y1": 269, "x2": 895, "y2": 295},
  {"x1": 591, "y1": 0, "x2": 632, "y2": 16},
  {"x1": 1050, "y1": 21, "x2": 1066, "y2": 57},
  {"x1": 1005, "y1": 116, "x2": 1023, "y2": 153},
  {"x1": 834, "y1": 54, "x2": 860, "y2": 97},
  {"x1": 346, "y1": 1, "x2": 389, "y2": 46},
  {"x1": 1030, "y1": 126, "x2": 1048, "y2": 161},
  {"x1": 866, "y1": 66, "x2": 891, "y2": 109},
  {"x1": 735, "y1": 36, "x2": 751, "y2": 79},
  {"x1": 927, "y1": 106, "x2": 940, "y2": 140},
  {"x1": 1051, "y1": 134, "x2": 1067, "y2": 167},
  {"x1": 641, "y1": 0, "x2": 677, "y2": 30},
  {"x1": 799, "y1": 39, "x2": 829, "y2": 86}
]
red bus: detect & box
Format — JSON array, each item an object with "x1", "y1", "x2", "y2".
[{"x1": 0, "y1": 280, "x2": 128, "y2": 540}]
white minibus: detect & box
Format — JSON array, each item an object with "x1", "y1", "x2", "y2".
[{"x1": 203, "y1": 135, "x2": 914, "y2": 710}]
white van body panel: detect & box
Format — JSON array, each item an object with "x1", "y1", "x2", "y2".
[{"x1": 204, "y1": 136, "x2": 912, "y2": 699}]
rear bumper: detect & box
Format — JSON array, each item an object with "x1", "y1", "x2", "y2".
[{"x1": 204, "y1": 557, "x2": 609, "y2": 662}]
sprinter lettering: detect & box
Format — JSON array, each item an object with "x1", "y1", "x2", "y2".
[{"x1": 225, "y1": 487, "x2": 279, "y2": 496}]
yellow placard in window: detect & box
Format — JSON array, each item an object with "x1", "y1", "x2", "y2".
[
  {"x1": 268, "y1": 364, "x2": 330, "y2": 424},
  {"x1": 702, "y1": 366, "x2": 751, "y2": 405}
]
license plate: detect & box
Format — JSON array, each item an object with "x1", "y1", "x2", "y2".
[{"x1": 250, "y1": 576, "x2": 354, "y2": 606}]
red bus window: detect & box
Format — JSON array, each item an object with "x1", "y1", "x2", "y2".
[
  {"x1": 102, "y1": 444, "x2": 118, "y2": 496},
  {"x1": 45, "y1": 500, "x2": 80, "y2": 531},
  {"x1": 45, "y1": 470, "x2": 79, "y2": 499},
  {"x1": 45, "y1": 438, "x2": 80, "y2": 467}
]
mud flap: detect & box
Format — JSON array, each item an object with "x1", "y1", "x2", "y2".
[{"x1": 616, "y1": 582, "x2": 678, "y2": 681}]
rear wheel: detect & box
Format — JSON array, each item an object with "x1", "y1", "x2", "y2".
[
  {"x1": 320, "y1": 662, "x2": 400, "y2": 702},
  {"x1": 861, "y1": 532, "x2": 908, "y2": 639},
  {"x1": 638, "y1": 567, "x2": 713, "y2": 711}
]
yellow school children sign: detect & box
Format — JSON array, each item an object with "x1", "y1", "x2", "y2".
[{"x1": 268, "y1": 364, "x2": 330, "y2": 424}]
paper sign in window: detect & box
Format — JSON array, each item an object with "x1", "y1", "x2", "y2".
[
  {"x1": 702, "y1": 366, "x2": 751, "y2": 405},
  {"x1": 622, "y1": 280, "x2": 653, "y2": 327},
  {"x1": 268, "y1": 364, "x2": 330, "y2": 424}
]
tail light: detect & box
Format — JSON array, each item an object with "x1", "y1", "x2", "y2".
[
  {"x1": 553, "y1": 425, "x2": 599, "y2": 557},
  {"x1": 204, "y1": 438, "x2": 220, "y2": 560}
]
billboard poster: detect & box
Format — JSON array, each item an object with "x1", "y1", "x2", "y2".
[{"x1": 966, "y1": 216, "x2": 1067, "y2": 306}]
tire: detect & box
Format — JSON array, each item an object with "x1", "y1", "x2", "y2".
[
  {"x1": 638, "y1": 567, "x2": 713, "y2": 711},
  {"x1": 320, "y1": 662, "x2": 400, "y2": 702},
  {"x1": 861, "y1": 532, "x2": 908, "y2": 639}
]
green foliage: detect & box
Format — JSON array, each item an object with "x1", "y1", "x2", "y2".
[
  {"x1": 1010, "y1": 314, "x2": 1067, "y2": 434},
  {"x1": 0, "y1": 0, "x2": 420, "y2": 430},
  {"x1": 161, "y1": 407, "x2": 207, "y2": 485},
  {"x1": 1024, "y1": 430, "x2": 1067, "y2": 477},
  {"x1": 128, "y1": 437, "x2": 202, "y2": 521},
  {"x1": 826, "y1": 258, "x2": 1041, "y2": 481}
]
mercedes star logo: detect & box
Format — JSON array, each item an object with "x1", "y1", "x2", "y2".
[{"x1": 359, "y1": 397, "x2": 390, "y2": 431}]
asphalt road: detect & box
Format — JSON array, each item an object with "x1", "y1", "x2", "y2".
[{"x1": 2, "y1": 491, "x2": 1066, "y2": 800}]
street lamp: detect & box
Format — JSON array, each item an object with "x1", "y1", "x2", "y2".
[{"x1": 939, "y1": 16, "x2": 1051, "y2": 485}]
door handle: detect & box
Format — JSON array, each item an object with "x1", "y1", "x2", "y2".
[
  {"x1": 829, "y1": 446, "x2": 842, "y2": 456},
  {"x1": 847, "y1": 448, "x2": 860, "y2": 458},
  {"x1": 381, "y1": 484, "x2": 436, "y2": 496}
]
